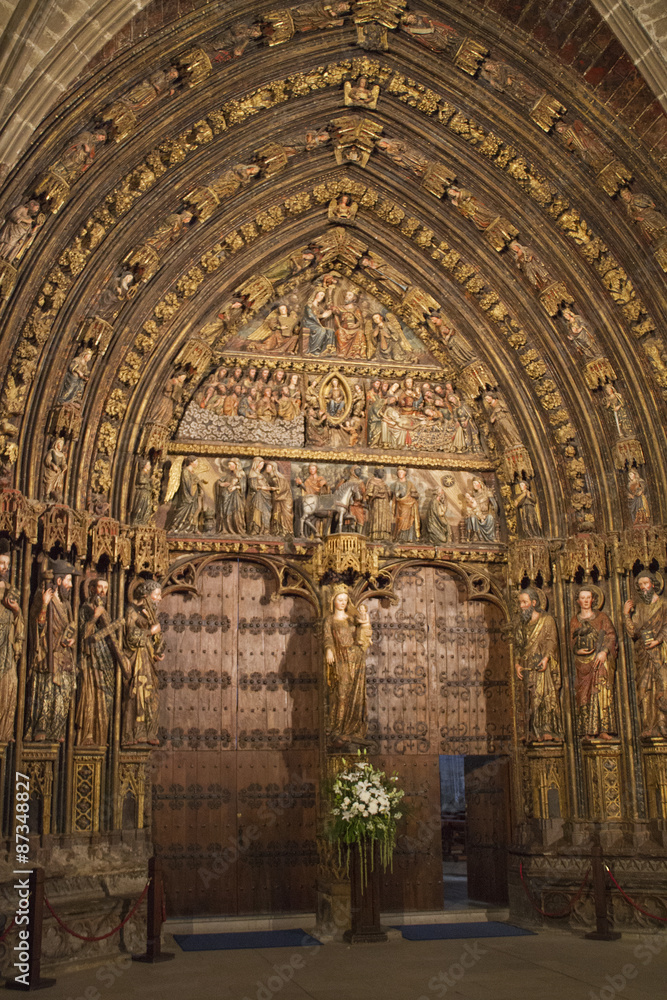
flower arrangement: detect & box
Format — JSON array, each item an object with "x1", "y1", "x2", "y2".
[{"x1": 329, "y1": 754, "x2": 405, "y2": 887}]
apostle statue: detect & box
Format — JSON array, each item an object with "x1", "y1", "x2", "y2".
[
  {"x1": 76, "y1": 578, "x2": 127, "y2": 746},
  {"x1": 570, "y1": 587, "x2": 617, "y2": 740},
  {"x1": 0, "y1": 541, "x2": 23, "y2": 742},
  {"x1": 514, "y1": 587, "x2": 562, "y2": 742},
  {"x1": 324, "y1": 585, "x2": 372, "y2": 749},
  {"x1": 122, "y1": 579, "x2": 165, "y2": 745},
  {"x1": 624, "y1": 571, "x2": 667, "y2": 738},
  {"x1": 26, "y1": 559, "x2": 77, "y2": 742}
]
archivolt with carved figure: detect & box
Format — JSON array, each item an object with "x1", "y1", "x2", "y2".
[{"x1": 0, "y1": 0, "x2": 666, "y2": 956}]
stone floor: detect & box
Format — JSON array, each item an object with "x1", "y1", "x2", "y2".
[{"x1": 28, "y1": 925, "x2": 667, "y2": 1000}]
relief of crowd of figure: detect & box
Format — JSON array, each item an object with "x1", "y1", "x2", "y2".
[
  {"x1": 181, "y1": 361, "x2": 491, "y2": 456},
  {"x1": 161, "y1": 455, "x2": 502, "y2": 546}
]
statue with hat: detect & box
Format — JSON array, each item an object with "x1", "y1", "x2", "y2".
[
  {"x1": 324, "y1": 584, "x2": 372, "y2": 749},
  {"x1": 624, "y1": 571, "x2": 667, "y2": 738},
  {"x1": 26, "y1": 558, "x2": 77, "y2": 742},
  {"x1": 76, "y1": 577, "x2": 127, "y2": 746},
  {"x1": 0, "y1": 540, "x2": 23, "y2": 742},
  {"x1": 514, "y1": 586, "x2": 562, "y2": 742}
]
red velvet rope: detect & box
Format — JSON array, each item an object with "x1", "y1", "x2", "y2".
[
  {"x1": 0, "y1": 917, "x2": 15, "y2": 942},
  {"x1": 519, "y1": 861, "x2": 591, "y2": 918},
  {"x1": 605, "y1": 867, "x2": 667, "y2": 923},
  {"x1": 44, "y1": 881, "x2": 150, "y2": 942}
]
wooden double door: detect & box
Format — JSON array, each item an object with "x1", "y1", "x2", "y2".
[
  {"x1": 151, "y1": 559, "x2": 319, "y2": 916},
  {"x1": 151, "y1": 560, "x2": 513, "y2": 917}
]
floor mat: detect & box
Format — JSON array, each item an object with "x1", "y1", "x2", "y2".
[
  {"x1": 173, "y1": 928, "x2": 322, "y2": 951},
  {"x1": 395, "y1": 921, "x2": 535, "y2": 941}
]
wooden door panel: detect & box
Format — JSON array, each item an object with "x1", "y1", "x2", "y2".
[
  {"x1": 464, "y1": 755, "x2": 510, "y2": 906},
  {"x1": 153, "y1": 559, "x2": 317, "y2": 916},
  {"x1": 368, "y1": 567, "x2": 432, "y2": 754},
  {"x1": 236, "y1": 749, "x2": 318, "y2": 914},
  {"x1": 236, "y1": 565, "x2": 318, "y2": 746},
  {"x1": 374, "y1": 754, "x2": 443, "y2": 913},
  {"x1": 154, "y1": 561, "x2": 240, "y2": 916},
  {"x1": 190, "y1": 750, "x2": 237, "y2": 916}
]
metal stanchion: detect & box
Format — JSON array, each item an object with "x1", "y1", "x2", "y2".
[
  {"x1": 132, "y1": 857, "x2": 174, "y2": 963},
  {"x1": 585, "y1": 843, "x2": 621, "y2": 941},
  {"x1": 5, "y1": 868, "x2": 56, "y2": 991}
]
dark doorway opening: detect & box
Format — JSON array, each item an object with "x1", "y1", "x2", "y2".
[{"x1": 439, "y1": 754, "x2": 510, "y2": 909}]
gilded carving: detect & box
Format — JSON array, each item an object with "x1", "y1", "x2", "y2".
[
  {"x1": 122, "y1": 578, "x2": 165, "y2": 746},
  {"x1": 508, "y1": 540, "x2": 550, "y2": 587},
  {"x1": 623, "y1": 572, "x2": 667, "y2": 739},
  {"x1": 0, "y1": 541, "x2": 22, "y2": 741},
  {"x1": 158, "y1": 450, "x2": 501, "y2": 549},
  {"x1": 344, "y1": 76, "x2": 380, "y2": 109},
  {"x1": 584, "y1": 745, "x2": 622, "y2": 820},
  {"x1": 514, "y1": 587, "x2": 563, "y2": 743},
  {"x1": 356, "y1": 0, "x2": 405, "y2": 28},
  {"x1": 0, "y1": 200, "x2": 44, "y2": 264},
  {"x1": 71, "y1": 750, "x2": 104, "y2": 832},
  {"x1": 480, "y1": 57, "x2": 565, "y2": 131},
  {"x1": 76, "y1": 578, "x2": 125, "y2": 747},
  {"x1": 0, "y1": 490, "x2": 42, "y2": 542},
  {"x1": 555, "y1": 120, "x2": 632, "y2": 196},
  {"x1": 454, "y1": 38, "x2": 488, "y2": 77},
  {"x1": 626, "y1": 469, "x2": 650, "y2": 526},
  {"x1": 447, "y1": 185, "x2": 518, "y2": 251},
  {"x1": 325, "y1": 584, "x2": 372, "y2": 749},
  {"x1": 133, "y1": 525, "x2": 170, "y2": 576},
  {"x1": 42, "y1": 437, "x2": 68, "y2": 503},
  {"x1": 570, "y1": 586, "x2": 618, "y2": 740},
  {"x1": 33, "y1": 129, "x2": 107, "y2": 213},
  {"x1": 25, "y1": 558, "x2": 77, "y2": 742},
  {"x1": 331, "y1": 115, "x2": 383, "y2": 165},
  {"x1": 0, "y1": 77, "x2": 645, "y2": 537}
]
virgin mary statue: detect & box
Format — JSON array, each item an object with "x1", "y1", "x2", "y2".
[{"x1": 324, "y1": 585, "x2": 372, "y2": 748}]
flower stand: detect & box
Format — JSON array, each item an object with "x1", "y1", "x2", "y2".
[{"x1": 343, "y1": 842, "x2": 388, "y2": 943}]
